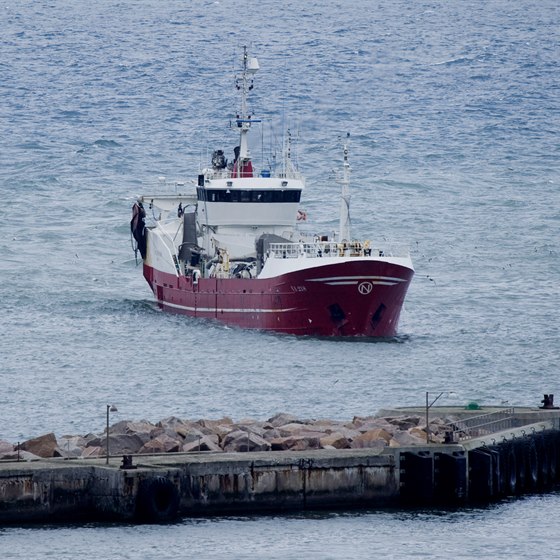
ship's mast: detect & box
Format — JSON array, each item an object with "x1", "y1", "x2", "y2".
[
  {"x1": 338, "y1": 133, "x2": 351, "y2": 242},
  {"x1": 283, "y1": 129, "x2": 293, "y2": 178},
  {"x1": 234, "y1": 46, "x2": 259, "y2": 176}
]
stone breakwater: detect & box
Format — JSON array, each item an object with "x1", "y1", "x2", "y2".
[
  {"x1": 1, "y1": 408, "x2": 559, "y2": 523},
  {"x1": 0, "y1": 412, "x2": 454, "y2": 461}
]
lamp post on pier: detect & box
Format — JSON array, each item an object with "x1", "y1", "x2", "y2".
[
  {"x1": 106, "y1": 404, "x2": 118, "y2": 465},
  {"x1": 425, "y1": 392, "x2": 456, "y2": 443}
]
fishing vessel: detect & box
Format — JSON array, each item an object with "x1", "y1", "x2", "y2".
[{"x1": 131, "y1": 48, "x2": 414, "y2": 337}]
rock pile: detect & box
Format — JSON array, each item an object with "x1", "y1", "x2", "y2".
[{"x1": 0, "y1": 412, "x2": 454, "y2": 461}]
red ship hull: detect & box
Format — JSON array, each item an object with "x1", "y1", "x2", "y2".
[{"x1": 144, "y1": 260, "x2": 413, "y2": 337}]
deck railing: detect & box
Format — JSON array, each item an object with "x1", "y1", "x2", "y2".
[
  {"x1": 267, "y1": 241, "x2": 410, "y2": 260},
  {"x1": 204, "y1": 168, "x2": 304, "y2": 181}
]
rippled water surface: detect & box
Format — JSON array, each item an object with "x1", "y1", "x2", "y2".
[{"x1": 1, "y1": 0, "x2": 559, "y2": 557}]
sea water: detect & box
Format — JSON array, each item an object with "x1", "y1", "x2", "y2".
[{"x1": 0, "y1": 1, "x2": 558, "y2": 558}]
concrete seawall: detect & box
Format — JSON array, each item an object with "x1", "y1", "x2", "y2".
[
  {"x1": 2, "y1": 408, "x2": 560, "y2": 524},
  {"x1": 0, "y1": 448, "x2": 399, "y2": 523}
]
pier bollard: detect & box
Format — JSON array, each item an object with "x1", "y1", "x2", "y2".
[
  {"x1": 120, "y1": 455, "x2": 137, "y2": 470},
  {"x1": 540, "y1": 394, "x2": 559, "y2": 409}
]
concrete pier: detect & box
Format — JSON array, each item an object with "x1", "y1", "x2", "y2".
[{"x1": 1, "y1": 407, "x2": 560, "y2": 524}]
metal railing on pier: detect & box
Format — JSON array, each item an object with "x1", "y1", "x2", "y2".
[{"x1": 444, "y1": 408, "x2": 516, "y2": 442}]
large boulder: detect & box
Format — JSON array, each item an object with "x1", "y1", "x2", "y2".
[
  {"x1": 197, "y1": 417, "x2": 233, "y2": 430},
  {"x1": 350, "y1": 429, "x2": 390, "y2": 449},
  {"x1": 409, "y1": 426, "x2": 428, "y2": 440},
  {"x1": 108, "y1": 433, "x2": 148, "y2": 455},
  {"x1": 85, "y1": 433, "x2": 147, "y2": 455},
  {"x1": 319, "y1": 433, "x2": 350, "y2": 449},
  {"x1": 426, "y1": 417, "x2": 452, "y2": 440},
  {"x1": 20, "y1": 433, "x2": 58, "y2": 458},
  {"x1": 267, "y1": 413, "x2": 303, "y2": 428},
  {"x1": 261, "y1": 427, "x2": 283, "y2": 441},
  {"x1": 178, "y1": 426, "x2": 217, "y2": 445},
  {"x1": 139, "y1": 433, "x2": 181, "y2": 454},
  {"x1": 157, "y1": 416, "x2": 189, "y2": 430},
  {"x1": 183, "y1": 436, "x2": 222, "y2": 453},
  {"x1": 351, "y1": 416, "x2": 396, "y2": 434},
  {"x1": 309, "y1": 418, "x2": 337, "y2": 428},
  {"x1": 346, "y1": 416, "x2": 398, "y2": 434},
  {"x1": 82, "y1": 446, "x2": 104, "y2": 458},
  {"x1": 1, "y1": 449, "x2": 41, "y2": 461},
  {"x1": 235, "y1": 422, "x2": 267, "y2": 438},
  {"x1": 384, "y1": 415, "x2": 421, "y2": 431},
  {"x1": 270, "y1": 435, "x2": 321, "y2": 451},
  {"x1": 222, "y1": 430, "x2": 271, "y2": 452},
  {"x1": 55, "y1": 435, "x2": 87, "y2": 458},
  {"x1": 325, "y1": 425, "x2": 362, "y2": 440},
  {"x1": 194, "y1": 418, "x2": 235, "y2": 439},
  {"x1": 277, "y1": 423, "x2": 326, "y2": 438},
  {"x1": 389, "y1": 429, "x2": 426, "y2": 447},
  {"x1": 351, "y1": 415, "x2": 379, "y2": 428},
  {"x1": 118, "y1": 420, "x2": 157, "y2": 438},
  {"x1": 310, "y1": 420, "x2": 355, "y2": 436},
  {"x1": 146, "y1": 426, "x2": 165, "y2": 440},
  {"x1": 81, "y1": 433, "x2": 101, "y2": 447}
]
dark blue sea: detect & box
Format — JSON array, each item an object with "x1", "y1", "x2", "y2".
[{"x1": 1, "y1": 0, "x2": 559, "y2": 557}]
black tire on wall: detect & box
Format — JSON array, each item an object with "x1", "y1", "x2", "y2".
[{"x1": 136, "y1": 477, "x2": 180, "y2": 523}]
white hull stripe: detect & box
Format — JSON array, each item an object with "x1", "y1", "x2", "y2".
[
  {"x1": 307, "y1": 275, "x2": 407, "y2": 283},
  {"x1": 161, "y1": 301, "x2": 298, "y2": 314},
  {"x1": 324, "y1": 280, "x2": 399, "y2": 286}
]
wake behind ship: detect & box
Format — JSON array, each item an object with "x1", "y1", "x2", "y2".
[{"x1": 131, "y1": 48, "x2": 414, "y2": 337}]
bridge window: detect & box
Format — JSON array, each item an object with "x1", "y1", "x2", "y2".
[{"x1": 197, "y1": 189, "x2": 301, "y2": 203}]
